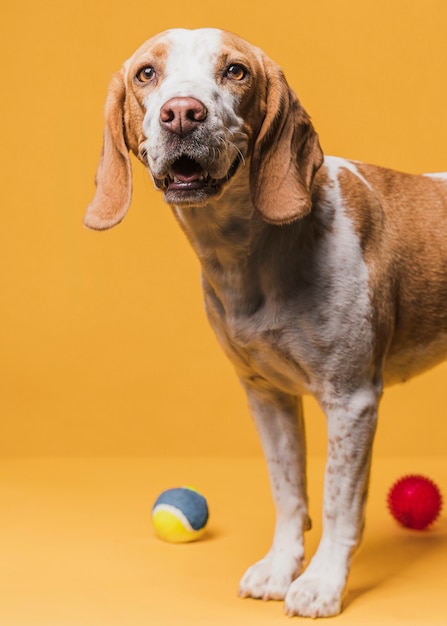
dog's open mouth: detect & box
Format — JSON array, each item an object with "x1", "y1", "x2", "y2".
[
  {"x1": 156, "y1": 153, "x2": 243, "y2": 204},
  {"x1": 168, "y1": 155, "x2": 210, "y2": 191}
]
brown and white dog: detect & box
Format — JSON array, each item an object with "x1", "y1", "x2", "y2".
[{"x1": 84, "y1": 28, "x2": 447, "y2": 617}]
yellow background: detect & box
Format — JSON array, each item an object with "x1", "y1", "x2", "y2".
[
  {"x1": 2, "y1": 0, "x2": 447, "y2": 458},
  {"x1": 1, "y1": 1, "x2": 447, "y2": 624}
]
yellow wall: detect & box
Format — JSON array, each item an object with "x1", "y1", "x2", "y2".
[{"x1": 1, "y1": 0, "x2": 447, "y2": 457}]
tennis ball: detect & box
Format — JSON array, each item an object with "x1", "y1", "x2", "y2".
[{"x1": 152, "y1": 486, "x2": 209, "y2": 543}]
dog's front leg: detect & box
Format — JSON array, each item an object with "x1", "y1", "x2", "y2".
[
  {"x1": 238, "y1": 386, "x2": 310, "y2": 601},
  {"x1": 284, "y1": 386, "x2": 380, "y2": 618}
]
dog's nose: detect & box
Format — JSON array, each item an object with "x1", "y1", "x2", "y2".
[{"x1": 160, "y1": 97, "x2": 207, "y2": 136}]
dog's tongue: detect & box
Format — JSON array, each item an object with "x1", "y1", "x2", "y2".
[
  {"x1": 170, "y1": 156, "x2": 207, "y2": 189},
  {"x1": 173, "y1": 171, "x2": 202, "y2": 183}
]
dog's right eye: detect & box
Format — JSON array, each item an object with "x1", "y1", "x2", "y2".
[{"x1": 135, "y1": 66, "x2": 156, "y2": 83}]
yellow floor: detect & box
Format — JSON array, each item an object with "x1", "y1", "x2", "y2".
[{"x1": 1, "y1": 456, "x2": 446, "y2": 625}]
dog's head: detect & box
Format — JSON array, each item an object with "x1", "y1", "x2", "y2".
[{"x1": 84, "y1": 28, "x2": 323, "y2": 230}]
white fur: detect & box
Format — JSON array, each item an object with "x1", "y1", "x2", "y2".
[{"x1": 425, "y1": 171, "x2": 447, "y2": 180}]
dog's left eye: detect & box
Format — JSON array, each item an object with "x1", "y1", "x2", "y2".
[
  {"x1": 136, "y1": 66, "x2": 156, "y2": 83},
  {"x1": 226, "y1": 64, "x2": 247, "y2": 81}
]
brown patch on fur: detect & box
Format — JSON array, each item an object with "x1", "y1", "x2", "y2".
[
  {"x1": 84, "y1": 71, "x2": 132, "y2": 230},
  {"x1": 249, "y1": 60, "x2": 324, "y2": 224},
  {"x1": 124, "y1": 37, "x2": 171, "y2": 158},
  {"x1": 220, "y1": 32, "x2": 324, "y2": 224},
  {"x1": 338, "y1": 163, "x2": 447, "y2": 382},
  {"x1": 84, "y1": 36, "x2": 172, "y2": 230},
  {"x1": 218, "y1": 32, "x2": 267, "y2": 150}
]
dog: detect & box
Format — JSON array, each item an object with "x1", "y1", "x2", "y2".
[{"x1": 84, "y1": 28, "x2": 447, "y2": 617}]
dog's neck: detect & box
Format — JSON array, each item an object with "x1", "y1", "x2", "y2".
[
  {"x1": 170, "y1": 181, "x2": 317, "y2": 318},
  {"x1": 171, "y1": 188, "x2": 259, "y2": 310},
  {"x1": 171, "y1": 193, "x2": 260, "y2": 265}
]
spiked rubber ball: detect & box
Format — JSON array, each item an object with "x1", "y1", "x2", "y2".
[{"x1": 387, "y1": 475, "x2": 442, "y2": 530}]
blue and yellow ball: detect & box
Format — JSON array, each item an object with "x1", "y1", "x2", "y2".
[{"x1": 152, "y1": 486, "x2": 209, "y2": 543}]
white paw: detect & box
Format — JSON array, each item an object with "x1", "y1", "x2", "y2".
[
  {"x1": 238, "y1": 549, "x2": 303, "y2": 601},
  {"x1": 284, "y1": 572, "x2": 344, "y2": 618}
]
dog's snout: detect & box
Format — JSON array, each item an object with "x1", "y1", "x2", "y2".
[{"x1": 160, "y1": 97, "x2": 207, "y2": 136}]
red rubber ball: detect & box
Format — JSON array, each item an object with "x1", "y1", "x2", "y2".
[{"x1": 387, "y1": 475, "x2": 442, "y2": 530}]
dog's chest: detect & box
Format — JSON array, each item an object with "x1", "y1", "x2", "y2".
[
  {"x1": 181, "y1": 193, "x2": 375, "y2": 396},
  {"x1": 200, "y1": 231, "x2": 374, "y2": 397},
  {"x1": 205, "y1": 293, "x2": 313, "y2": 395},
  {"x1": 202, "y1": 269, "x2": 341, "y2": 396}
]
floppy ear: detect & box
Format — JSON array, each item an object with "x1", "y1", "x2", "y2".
[
  {"x1": 250, "y1": 61, "x2": 324, "y2": 224},
  {"x1": 84, "y1": 71, "x2": 132, "y2": 230}
]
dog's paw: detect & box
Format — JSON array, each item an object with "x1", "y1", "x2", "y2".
[
  {"x1": 238, "y1": 549, "x2": 303, "y2": 601},
  {"x1": 284, "y1": 573, "x2": 344, "y2": 618}
]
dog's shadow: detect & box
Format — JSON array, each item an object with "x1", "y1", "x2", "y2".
[
  {"x1": 344, "y1": 530, "x2": 447, "y2": 606},
  {"x1": 345, "y1": 526, "x2": 447, "y2": 608}
]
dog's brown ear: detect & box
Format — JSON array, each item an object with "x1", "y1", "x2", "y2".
[
  {"x1": 84, "y1": 71, "x2": 132, "y2": 230},
  {"x1": 250, "y1": 60, "x2": 324, "y2": 224}
]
